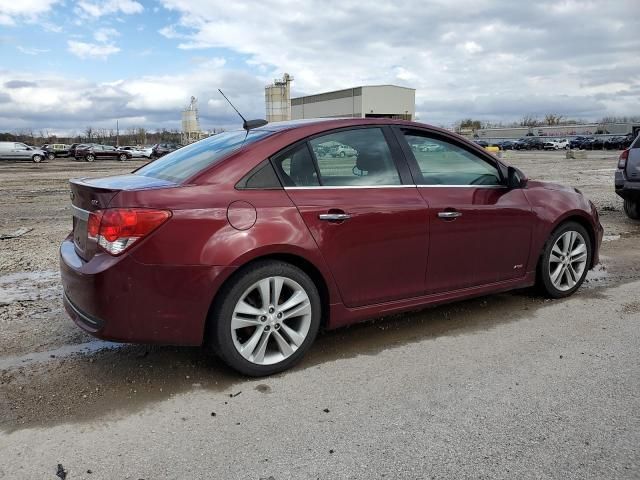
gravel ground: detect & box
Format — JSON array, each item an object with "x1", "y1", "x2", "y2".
[{"x1": 0, "y1": 151, "x2": 639, "y2": 479}]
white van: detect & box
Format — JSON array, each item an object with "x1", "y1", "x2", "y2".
[{"x1": 0, "y1": 142, "x2": 47, "y2": 162}]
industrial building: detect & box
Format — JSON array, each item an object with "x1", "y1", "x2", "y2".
[
  {"x1": 291, "y1": 85, "x2": 415, "y2": 121},
  {"x1": 181, "y1": 96, "x2": 208, "y2": 144},
  {"x1": 265, "y1": 73, "x2": 294, "y2": 123}
]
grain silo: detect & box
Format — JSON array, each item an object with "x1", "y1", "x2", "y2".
[
  {"x1": 181, "y1": 96, "x2": 202, "y2": 144},
  {"x1": 265, "y1": 73, "x2": 293, "y2": 122}
]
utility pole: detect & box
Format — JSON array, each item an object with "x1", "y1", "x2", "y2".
[{"x1": 116, "y1": 120, "x2": 119, "y2": 147}]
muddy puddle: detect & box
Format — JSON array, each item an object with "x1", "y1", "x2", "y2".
[{"x1": 0, "y1": 270, "x2": 60, "y2": 305}]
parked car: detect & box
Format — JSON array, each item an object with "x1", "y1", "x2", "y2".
[
  {"x1": 583, "y1": 137, "x2": 606, "y2": 150},
  {"x1": 68, "y1": 143, "x2": 83, "y2": 158},
  {"x1": 75, "y1": 144, "x2": 132, "y2": 162},
  {"x1": 118, "y1": 146, "x2": 150, "y2": 159},
  {"x1": 151, "y1": 143, "x2": 182, "y2": 159},
  {"x1": 497, "y1": 140, "x2": 515, "y2": 150},
  {"x1": 0, "y1": 141, "x2": 47, "y2": 162},
  {"x1": 330, "y1": 144, "x2": 357, "y2": 157},
  {"x1": 615, "y1": 134, "x2": 640, "y2": 219},
  {"x1": 61, "y1": 118, "x2": 603, "y2": 376},
  {"x1": 569, "y1": 136, "x2": 590, "y2": 149},
  {"x1": 605, "y1": 134, "x2": 634, "y2": 150},
  {"x1": 43, "y1": 143, "x2": 70, "y2": 159},
  {"x1": 521, "y1": 138, "x2": 545, "y2": 150},
  {"x1": 473, "y1": 140, "x2": 489, "y2": 147},
  {"x1": 543, "y1": 138, "x2": 569, "y2": 150}
]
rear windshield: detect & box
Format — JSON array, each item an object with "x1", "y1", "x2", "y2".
[
  {"x1": 633, "y1": 133, "x2": 640, "y2": 149},
  {"x1": 136, "y1": 129, "x2": 273, "y2": 182}
]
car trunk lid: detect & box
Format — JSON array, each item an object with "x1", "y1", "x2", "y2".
[{"x1": 69, "y1": 174, "x2": 176, "y2": 260}]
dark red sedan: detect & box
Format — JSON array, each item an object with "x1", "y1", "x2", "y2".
[{"x1": 60, "y1": 118, "x2": 603, "y2": 376}]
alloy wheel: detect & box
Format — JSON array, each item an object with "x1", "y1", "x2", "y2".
[
  {"x1": 231, "y1": 276, "x2": 312, "y2": 365},
  {"x1": 548, "y1": 230, "x2": 588, "y2": 291}
]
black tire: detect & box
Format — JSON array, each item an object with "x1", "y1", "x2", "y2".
[
  {"x1": 118, "y1": 153, "x2": 127, "y2": 162},
  {"x1": 624, "y1": 198, "x2": 640, "y2": 220},
  {"x1": 47, "y1": 153, "x2": 55, "y2": 160},
  {"x1": 208, "y1": 260, "x2": 322, "y2": 376},
  {"x1": 85, "y1": 154, "x2": 95, "y2": 162},
  {"x1": 32, "y1": 154, "x2": 43, "y2": 163},
  {"x1": 537, "y1": 221, "x2": 592, "y2": 299}
]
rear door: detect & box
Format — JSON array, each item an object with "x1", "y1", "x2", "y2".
[
  {"x1": 626, "y1": 134, "x2": 640, "y2": 181},
  {"x1": 395, "y1": 128, "x2": 535, "y2": 294},
  {"x1": 276, "y1": 126, "x2": 429, "y2": 308}
]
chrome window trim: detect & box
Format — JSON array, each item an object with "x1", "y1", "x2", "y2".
[
  {"x1": 284, "y1": 185, "x2": 414, "y2": 190},
  {"x1": 284, "y1": 184, "x2": 506, "y2": 190},
  {"x1": 71, "y1": 204, "x2": 90, "y2": 221},
  {"x1": 416, "y1": 184, "x2": 506, "y2": 189}
]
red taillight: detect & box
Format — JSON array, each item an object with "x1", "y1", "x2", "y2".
[
  {"x1": 618, "y1": 149, "x2": 629, "y2": 169},
  {"x1": 89, "y1": 208, "x2": 171, "y2": 255}
]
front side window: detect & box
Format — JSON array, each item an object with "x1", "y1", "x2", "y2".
[
  {"x1": 309, "y1": 128, "x2": 401, "y2": 186},
  {"x1": 402, "y1": 131, "x2": 502, "y2": 186},
  {"x1": 137, "y1": 129, "x2": 273, "y2": 183}
]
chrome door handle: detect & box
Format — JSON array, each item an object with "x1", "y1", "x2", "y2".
[
  {"x1": 319, "y1": 213, "x2": 351, "y2": 221},
  {"x1": 437, "y1": 211, "x2": 462, "y2": 219}
]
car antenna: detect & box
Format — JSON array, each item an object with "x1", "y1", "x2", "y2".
[{"x1": 218, "y1": 89, "x2": 268, "y2": 131}]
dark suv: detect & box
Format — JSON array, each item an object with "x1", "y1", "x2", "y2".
[
  {"x1": 615, "y1": 134, "x2": 640, "y2": 219},
  {"x1": 151, "y1": 143, "x2": 183, "y2": 159}
]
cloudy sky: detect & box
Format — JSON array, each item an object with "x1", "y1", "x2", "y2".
[{"x1": 0, "y1": 0, "x2": 639, "y2": 134}]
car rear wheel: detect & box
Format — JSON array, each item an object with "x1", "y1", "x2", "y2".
[
  {"x1": 85, "y1": 154, "x2": 95, "y2": 162},
  {"x1": 118, "y1": 153, "x2": 127, "y2": 162},
  {"x1": 624, "y1": 198, "x2": 640, "y2": 220},
  {"x1": 47, "y1": 153, "x2": 55, "y2": 160},
  {"x1": 32, "y1": 154, "x2": 43, "y2": 163},
  {"x1": 538, "y1": 221, "x2": 591, "y2": 298},
  {"x1": 209, "y1": 260, "x2": 321, "y2": 376}
]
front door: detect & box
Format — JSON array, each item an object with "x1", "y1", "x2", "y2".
[
  {"x1": 274, "y1": 127, "x2": 429, "y2": 308},
  {"x1": 397, "y1": 129, "x2": 534, "y2": 294}
]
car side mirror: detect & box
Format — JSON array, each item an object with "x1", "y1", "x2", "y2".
[{"x1": 507, "y1": 166, "x2": 527, "y2": 189}]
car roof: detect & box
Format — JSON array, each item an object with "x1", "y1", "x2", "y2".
[{"x1": 252, "y1": 117, "x2": 440, "y2": 134}]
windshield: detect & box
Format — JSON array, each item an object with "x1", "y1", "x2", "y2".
[{"x1": 136, "y1": 129, "x2": 273, "y2": 182}]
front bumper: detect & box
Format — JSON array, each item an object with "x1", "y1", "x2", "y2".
[{"x1": 60, "y1": 236, "x2": 236, "y2": 346}]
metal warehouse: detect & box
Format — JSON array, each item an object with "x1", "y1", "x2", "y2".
[{"x1": 291, "y1": 85, "x2": 415, "y2": 121}]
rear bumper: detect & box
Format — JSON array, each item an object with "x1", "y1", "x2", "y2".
[
  {"x1": 615, "y1": 171, "x2": 640, "y2": 199},
  {"x1": 60, "y1": 236, "x2": 236, "y2": 346}
]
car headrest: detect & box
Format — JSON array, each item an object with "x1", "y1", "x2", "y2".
[{"x1": 356, "y1": 148, "x2": 387, "y2": 173}]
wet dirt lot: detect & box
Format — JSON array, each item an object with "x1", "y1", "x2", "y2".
[{"x1": 1, "y1": 151, "x2": 639, "y2": 479}]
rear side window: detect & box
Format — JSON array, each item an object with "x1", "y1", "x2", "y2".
[
  {"x1": 271, "y1": 144, "x2": 320, "y2": 187},
  {"x1": 308, "y1": 128, "x2": 401, "y2": 186},
  {"x1": 137, "y1": 130, "x2": 273, "y2": 183}
]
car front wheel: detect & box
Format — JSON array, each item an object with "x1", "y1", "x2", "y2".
[
  {"x1": 538, "y1": 222, "x2": 592, "y2": 298},
  {"x1": 32, "y1": 154, "x2": 43, "y2": 163},
  {"x1": 209, "y1": 260, "x2": 321, "y2": 376},
  {"x1": 624, "y1": 198, "x2": 640, "y2": 220}
]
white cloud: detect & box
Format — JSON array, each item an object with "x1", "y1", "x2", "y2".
[
  {"x1": 155, "y1": 0, "x2": 640, "y2": 125},
  {"x1": 67, "y1": 40, "x2": 120, "y2": 59},
  {"x1": 17, "y1": 46, "x2": 50, "y2": 55},
  {"x1": 76, "y1": 0, "x2": 143, "y2": 17},
  {"x1": 0, "y1": 0, "x2": 59, "y2": 24},
  {"x1": 94, "y1": 27, "x2": 120, "y2": 43}
]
